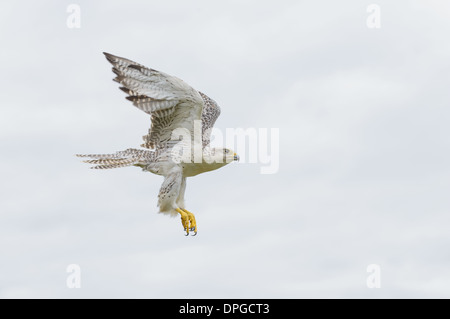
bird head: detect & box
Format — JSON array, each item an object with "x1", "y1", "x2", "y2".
[
  {"x1": 205, "y1": 148, "x2": 239, "y2": 164},
  {"x1": 223, "y1": 148, "x2": 240, "y2": 163}
]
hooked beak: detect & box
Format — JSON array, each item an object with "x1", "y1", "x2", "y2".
[{"x1": 233, "y1": 153, "x2": 240, "y2": 162}]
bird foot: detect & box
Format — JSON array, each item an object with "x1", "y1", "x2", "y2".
[{"x1": 176, "y1": 208, "x2": 197, "y2": 236}]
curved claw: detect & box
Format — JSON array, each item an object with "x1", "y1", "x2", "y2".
[
  {"x1": 190, "y1": 227, "x2": 197, "y2": 236},
  {"x1": 184, "y1": 228, "x2": 189, "y2": 236}
]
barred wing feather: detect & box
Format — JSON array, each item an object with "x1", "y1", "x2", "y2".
[{"x1": 103, "y1": 52, "x2": 204, "y2": 150}]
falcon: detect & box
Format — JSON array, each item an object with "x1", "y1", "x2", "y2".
[{"x1": 77, "y1": 52, "x2": 239, "y2": 236}]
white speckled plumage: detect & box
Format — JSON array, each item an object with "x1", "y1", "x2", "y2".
[{"x1": 77, "y1": 53, "x2": 236, "y2": 223}]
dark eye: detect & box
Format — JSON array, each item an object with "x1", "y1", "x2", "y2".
[{"x1": 224, "y1": 149, "x2": 229, "y2": 154}]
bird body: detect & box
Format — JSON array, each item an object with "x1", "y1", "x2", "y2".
[{"x1": 77, "y1": 53, "x2": 238, "y2": 235}]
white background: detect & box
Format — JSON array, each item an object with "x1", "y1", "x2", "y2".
[{"x1": 1, "y1": 0, "x2": 450, "y2": 298}]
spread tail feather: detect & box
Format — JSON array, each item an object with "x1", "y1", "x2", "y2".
[{"x1": 76, "y1": 148, "x2": 151, "y2": 169}]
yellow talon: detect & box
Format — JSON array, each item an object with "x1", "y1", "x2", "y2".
[
  {"x1": 182, "y1": 208, "x2": 197, "y2": 235},
  {"x1": 175, "y1": 208, "x2": 197, "y2": 236},
  {"x1": 176, "y1": 208, "x2": 190, "y2": 235}
]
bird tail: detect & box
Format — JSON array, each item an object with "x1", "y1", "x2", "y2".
[{"x1": 76, "y1": 148, "x2": 151, "y2": 169}]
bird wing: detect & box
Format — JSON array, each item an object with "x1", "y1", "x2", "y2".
[
  {"x1": 103, "y1": 52, "x2": 204, "y2": 150},
  {"x1": 198, "y1": 91, "x2": 221, "y2": 148}
]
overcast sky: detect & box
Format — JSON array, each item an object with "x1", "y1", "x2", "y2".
[{"x1": 1, "y1": 0, "x2": 450, "y2": 298}]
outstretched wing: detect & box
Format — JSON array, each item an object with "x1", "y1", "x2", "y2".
[
  {"x1": 198, "y1": 92, "x2": 221, "y2": 148},
  {"x1": 103, "y1": 52, "x2": 204, "y2": 150}
]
